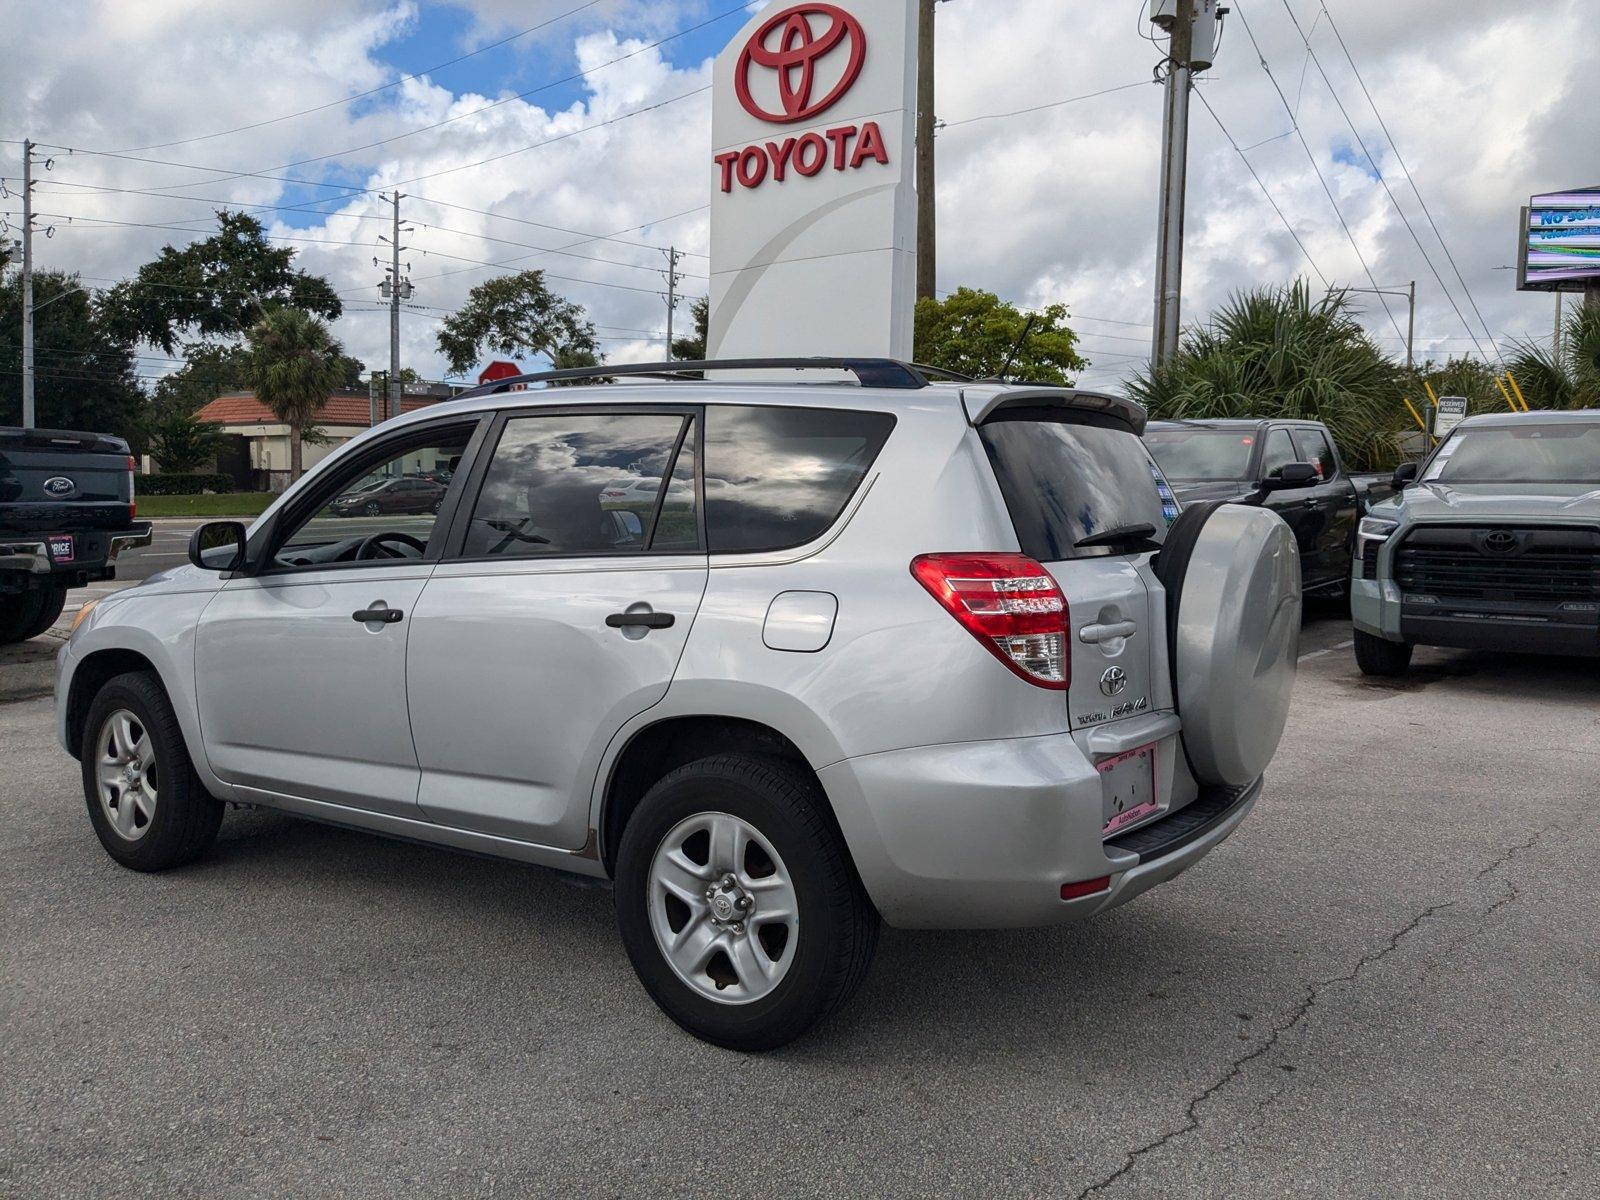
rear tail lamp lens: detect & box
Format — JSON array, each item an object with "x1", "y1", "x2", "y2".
[
  {"x1": 127, "y1": 455, "x2": 137, "y2": 519},
  {"x1": 910, "y1": 553, "x2": 1070, "y2": 689}
]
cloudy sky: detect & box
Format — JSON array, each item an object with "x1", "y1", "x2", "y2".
[{"x1": 2, "y1": 0, "x2": 1595, "y2": 392}]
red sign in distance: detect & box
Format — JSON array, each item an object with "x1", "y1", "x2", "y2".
[{"x1": 477, "y1": 360, "x2": 522, "y2": 387}]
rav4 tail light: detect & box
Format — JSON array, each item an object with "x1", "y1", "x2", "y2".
[{"x1": 910, "y1": 553, "x2": 1070, "y2": 690}]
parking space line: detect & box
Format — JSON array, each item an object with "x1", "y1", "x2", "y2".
[{"x1": 1299, "y1": 639, "x2": 1354, "y2": 660}]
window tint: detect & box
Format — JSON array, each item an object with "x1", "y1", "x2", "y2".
[
  {"x1": 1144, "y1": 428, "x2": 1257, "y2": 480},
  {"x1": 703, "y1": 406, "x2": 895, "y2": 554},
  {"x1": 1295, "y1": 428, "x2": 1337, "y2": 480},
  {"x1": 652, "y1": 418, "x2": 699, "y2": 551},
  {"x1": 1260, "y1": 428, "x2": 1298, "y2": 477},
  {"x1": 273, "y1": 431, "x2": 471, "y2": 570},
  {"x1": 462, "y1": 413, "x2": 691, "y2": 559},
  {"x1": 978, "y1": 417, "x2": 1172, "y2": 561}
]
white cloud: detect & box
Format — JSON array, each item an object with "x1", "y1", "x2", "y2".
[{"x1": 2, "y1": 0, "x2": 1594, "y2": 389}]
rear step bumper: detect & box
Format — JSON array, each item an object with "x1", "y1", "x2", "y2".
[
  {"x1": 0, "y1": 524, "x2": 151, "y2": 581},
  {"x1": 818, "y1": 729, "x2": 1262, "y2": 929}
]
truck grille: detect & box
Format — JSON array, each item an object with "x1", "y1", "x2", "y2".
[{"x1": 1395, "y1": 526, "x2": 1600, "y2": 605}]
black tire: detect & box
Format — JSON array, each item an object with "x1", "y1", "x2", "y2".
[
  {"x1": 20, "y1": 585, "x2": 69, "y2": 640},
  {"x1": 1354, "y1": 628, "x2": 1413, "y2": 677},
  {"x1": 615, "y1": 754, "x2": 879, "y2": 1051},
  {"x1": 80, "y1": 671, "x2": 224, "y2": 871},
  {"x1": 0, "y1": 590, "x2": 47, "y2": 645}
]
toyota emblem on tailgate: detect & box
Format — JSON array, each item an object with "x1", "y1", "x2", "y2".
[
  {"x1": 43, "y1": 476, "x2": 77, "y2": 498},
  {"x1": 1099, "y1": 667, "x2": 1128, "y2": 697}
]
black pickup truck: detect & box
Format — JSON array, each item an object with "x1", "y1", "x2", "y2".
[
  {"x1": 0, "y1": 427, "x2": 151, "y2": 644},
  {"x1": 1144, "y1": 418, "x2": 1398, "y2": 595}
]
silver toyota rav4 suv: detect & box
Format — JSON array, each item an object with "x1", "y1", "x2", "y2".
[{"x1": 57, "y1": 359, "x2": 1302, "y2": 1049}]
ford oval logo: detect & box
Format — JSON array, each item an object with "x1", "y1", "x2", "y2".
[{"x1": 43, "y1": 476, "x2": 77, "y2": 498}]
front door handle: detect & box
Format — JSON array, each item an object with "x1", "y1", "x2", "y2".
[
  {"x1": 352, "y1": 604, "x2": 404, "y2": 624},
  {"x1": 606, "y1": 611, "x2": 675, "y2": 629}
]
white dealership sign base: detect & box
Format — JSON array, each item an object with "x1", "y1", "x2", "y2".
[{"x1": 707, "y1": 1, "x2": 918, "y2": 361}]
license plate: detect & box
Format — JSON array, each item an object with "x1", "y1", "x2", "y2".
[
  {"x1": 47, "y1": 535, "x2": 75, "y2": 563},
  {"x1": 1099, "y1": 742, "x2": 1160, "y2": 837}
]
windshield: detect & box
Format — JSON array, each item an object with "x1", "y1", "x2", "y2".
[
  {"x1": 1143, "y1": 428, "x2": 1257, "y2": 481},
  {"x1": 1423, "y1": 422, "x2": 1600, "y2": 484}
]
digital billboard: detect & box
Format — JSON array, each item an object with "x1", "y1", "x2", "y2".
[{"x1": 1518, "y1": 187, "x2": 1600, "y2": 291}]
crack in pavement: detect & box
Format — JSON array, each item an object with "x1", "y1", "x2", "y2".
[{"x1": 1072, "y1": 827, "x2": 1556, "y2": 1200}]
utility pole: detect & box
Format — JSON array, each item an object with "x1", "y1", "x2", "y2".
[
  {"x1": 21, "y1": 139, "x2": 35, "y2": 429},
  {"x1": 662, "y1": 246, "x2": 684, "y2": 358},
  {"x1": 377, "y1": 192, "x2": 412, "y2": 421},
  {"x1": 915, "y1": 0, "x2": 936, "y2": 302},
  {"x1": 1151, "y1": 4, "x2": 1193, "y2": 368},
  {"x1": 1553, "y1": 292, "x2": 1562, "y2": 360}
]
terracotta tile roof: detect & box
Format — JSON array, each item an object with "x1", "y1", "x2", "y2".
[{"x1": 194, "y1": 390, "x2": 448, "y2": 428}]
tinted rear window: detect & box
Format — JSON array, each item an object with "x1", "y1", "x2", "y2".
[
  {"x1": 979, "y1": 417, "x2": 1177, "y2": 561},
  {"x1": 704, "y1": 405, "x2": 895, "y2": 553}
]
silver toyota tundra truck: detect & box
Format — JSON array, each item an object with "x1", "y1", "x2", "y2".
[
  {"x1": 1352, "y1": 409, "x2": 1600, "y2": 675},
  {"x1": 56, "y1": 359, "x2": 1302, "y2": 1049}
]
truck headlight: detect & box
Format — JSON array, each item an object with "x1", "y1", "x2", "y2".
[{"x1": 1358, "y1": 517, "x2": 1398, "y2": 542}]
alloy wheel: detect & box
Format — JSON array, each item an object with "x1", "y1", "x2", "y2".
[
  {"x1": 647, "y1": 811, "x2": 799, "y2": 1004},
  {"x1": 95, "y1": 708, "x2": 157, "y2": 841}
]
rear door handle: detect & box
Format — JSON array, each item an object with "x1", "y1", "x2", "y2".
[
  {"x1": 1080, "y1": 620, "x2": 1138, "y2": 644},
  {"x1": 352, "y1": 604, "x2": 404, "y2": 624},
  {"x1": 606, "y1": 611, "x2": 675, "y2": 629}
]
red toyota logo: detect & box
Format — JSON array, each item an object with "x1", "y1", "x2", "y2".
[{"x1": 735, "y1": 3, "x2": 867, "y2": 125}]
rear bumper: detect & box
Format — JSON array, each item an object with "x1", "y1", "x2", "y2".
[
  {"x1": 0, "y1": 523, "x2": 151, "y2": 586},
  {"x1": 818, "y1": 729, "x2": 1260, "y2": 929}
]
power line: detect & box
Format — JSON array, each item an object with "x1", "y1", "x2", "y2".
[
  {"x1": 1271, "y1": 0, "x2": 1497, "y2": 365},
  {"x1": 108, "y1": 1, "x2": 604, "y2": 153},
  {"x1": 1193, "y1": 87, "x2": 1328, "y2": 286},
  {"x1": 1230, "y1": 1, "x2": 1407, "y2": 344},
  {"x1": 939, "y1": 80, "x2": 1152, "y2": 130},
  {"x1": 1315, "y1": 1, "x2": 1504, "y2": 364}
]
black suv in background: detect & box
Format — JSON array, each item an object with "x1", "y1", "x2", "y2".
[{"x1": 0, "y1": 426, "x2": 151, "y2": 644}]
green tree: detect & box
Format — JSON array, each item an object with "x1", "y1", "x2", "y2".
[
  {"x1": 671, "y1": 296, "x2": 709, "y2": 361},
  {"x1": 913, "y1": 287, "x2": 1087, "y2": 384},
  {"x1": 1127, "y1": 281, "x2": 1408, "y2": 471},
  {"x1": 1504, "y1": 302, "x2": 1600, "y2": 410},
  {"x1": 245, "y1": 308, "x2": 347, "y2": 481},
  {"x1": 152, "y1": 341, "x2": 253, "y2": 416},
  {"x1": 1, "y1": 269, "x2": 144, "y2": 441},
  {"x1": 142, "y1": 404, "x2": 225, "y2": 472},
  {"x1": 101, "y1": 211, "x2": 341, "y2": 354},
  {"x1": 436, "y1": 270, "x2": 598, "y2": 375}
]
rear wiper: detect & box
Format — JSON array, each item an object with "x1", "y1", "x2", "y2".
[{"x1": 1075, "y1": 523, "x2": 1159, "y2": 550}]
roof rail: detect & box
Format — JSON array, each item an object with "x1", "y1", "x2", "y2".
[{"x1": 455, "y1": 357, "x2": 972, "y2": 398}]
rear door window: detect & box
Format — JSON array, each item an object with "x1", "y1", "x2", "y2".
[
  {"x1": 703, "y1": 405, "x2": 895, "y2": 554},
  {"x1": 978, "y1": 416, "x2": 1174, "y2": 561},
  {"x1": 461, "y1": 412, "x2": 694, "y2": 559}
]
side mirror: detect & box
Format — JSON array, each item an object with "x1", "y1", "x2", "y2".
[
  {"x1": 1259, "y1": 461, "x2": 1319, "y2": 492},
  {"x1": 189, "y1": 521, "x2": 247, "y2": 572},
  {"x1": 1392, "y1": 461, "x2": 1419, "y2": 488}
]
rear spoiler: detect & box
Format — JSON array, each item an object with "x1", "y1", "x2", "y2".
[
  {"x1": 0, "y1": 426, "x2": 132, "y2": 455},
  {"x1": 959, "y1": 386, "x2": 1148, "y2": 435}
]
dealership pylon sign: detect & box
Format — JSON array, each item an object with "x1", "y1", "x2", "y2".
[{"x1": 708, "y1": 1, "x2": 918, "y2": 360}]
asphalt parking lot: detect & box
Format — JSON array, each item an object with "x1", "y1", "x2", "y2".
[{"x1": 2, "y1": 579, "x2": 1597, "y2": 1196}]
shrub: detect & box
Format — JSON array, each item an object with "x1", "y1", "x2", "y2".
[{"x1": 136, "y1": 473, "x2": 233, "y2": 495}]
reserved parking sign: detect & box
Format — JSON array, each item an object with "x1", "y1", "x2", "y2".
[{"x1": 1434, "y1": 395, "x2": 1468, "y2": 437}]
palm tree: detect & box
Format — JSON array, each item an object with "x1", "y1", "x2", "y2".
[
  {"x1": 245, "y1": 307, "x2": 348, "y2": 481},
  {"x1": 1504, "y1": 302, "x2": 1600, "y2": 410},
  {"x1": 1127, "y1": 281, "x2": 1409, "y2": 470}
]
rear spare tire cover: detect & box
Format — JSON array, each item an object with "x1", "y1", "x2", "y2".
[{"x1": 1161, "y1": 504, "x2": 1301, "y2": 787}]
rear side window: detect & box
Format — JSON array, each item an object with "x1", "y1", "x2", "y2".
[
  {"x1": 978, "y1": 417, "x2": 1173, "y2": 561},
  {"x1": 461, "y1": 412, "x2": 692, "y2": 559},
  {"x1": 703, "y1": 405, "x2": 895, "y2": 554}
]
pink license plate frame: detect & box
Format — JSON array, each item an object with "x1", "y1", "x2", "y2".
[{"x1": 1099, "y1": 742, "x2": 1160, "y2": 837}]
